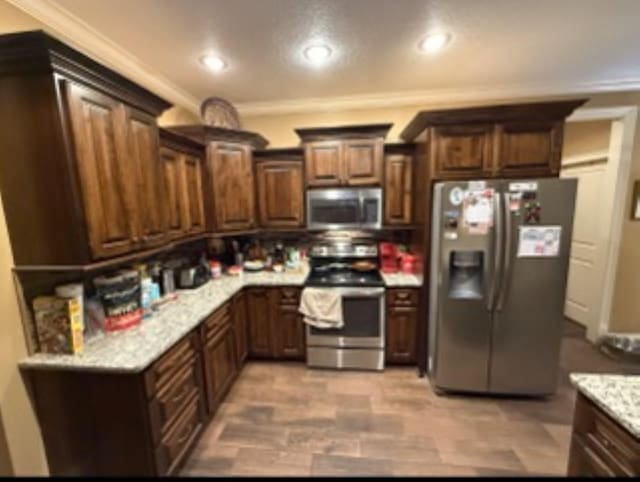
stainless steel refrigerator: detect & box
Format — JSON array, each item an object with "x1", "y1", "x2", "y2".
[{"x1": 428, "y1": 178, "x2": 577, "y2": 395}]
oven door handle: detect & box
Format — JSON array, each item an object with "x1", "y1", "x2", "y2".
[{"x1": 332, "y1": 287, "x2": 385, "y2": 297}]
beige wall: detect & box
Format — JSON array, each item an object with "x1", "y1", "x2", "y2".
[
  {"x1": 0, "y1": 1, "x2": 49, "y2": 475},
  {"x1": 158, "y1": 105, "x2": 201, "y2": 126},
  {"x1": 563, "y1": 121, "x2": 611, "y2": 159}
]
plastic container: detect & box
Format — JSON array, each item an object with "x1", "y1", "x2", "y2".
[
  {"x1": 210, "y1": 260, "x2": 222, "y2": 279},
  {"x1": 93, "y1": 270, "x2": 142, "y2": 331},
  {"x1": 400, "y1": 253, "x2": 418, "y2": 274},
  {"x1": 55, "y1": 283, "x2": 84, "y2": 330}
]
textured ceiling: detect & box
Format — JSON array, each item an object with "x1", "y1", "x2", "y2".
[{"x1": 49, "y1": 0, "x2": 640, "y2": 108}]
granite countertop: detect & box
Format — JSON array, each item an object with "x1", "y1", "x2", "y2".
[
  {"x1": 380, "y1": 271, "x2": 423, "y2": 287},
  {"x1": 570, "y1": 373, "x2": 640, "y2": 438},
  {"x1": 20, "y1": 264, "x2": 422, "y2": 373}
]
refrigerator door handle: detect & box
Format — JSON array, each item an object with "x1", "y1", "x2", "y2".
[
  {"x1": 486, "y1": 191, "x2": 502, "y2": 312},
  {"x1": 496, "y1": 192, "x2": 513, "y2": 312}
]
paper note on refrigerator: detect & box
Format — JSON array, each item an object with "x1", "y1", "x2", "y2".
[
  {"x1": 463, "y1": 189, "x2": 494, "y2": 235},
  {"x1": 517, "y1": 226, "x2": 562, "y2": 257}
]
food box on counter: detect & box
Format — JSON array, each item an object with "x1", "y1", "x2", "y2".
[{"x1": 33, "y1": 296, "x2": 84, "y2": 355}]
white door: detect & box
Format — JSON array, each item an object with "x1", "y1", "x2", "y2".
[
  {"x1": 560, "y1": 119, "x2": 622, "y2": 340},
  {"x1": 561, "y1": 158, "x2": 608, "y2": 328}
]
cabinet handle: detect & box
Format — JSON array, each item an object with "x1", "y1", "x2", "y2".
[
  {"x1": 397, "y1": 292, "x2": 409, "y2": 299},
  {"x1": 176, "y1": 422, "x2": 193, "y2": 445},
  {"x1": 170, "y1": 383, "x2": 191, "y2": 404}
]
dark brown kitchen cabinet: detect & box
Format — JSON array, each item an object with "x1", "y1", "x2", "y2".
[
  {"x1": 384, "y1": 153, "x2": 413, "y2": 225},
  {"x1": 386, "y1": 288, "x2": 419, "y2": 364},
  {"x1": 343, "y1": 138, "x2": 384, "y2": 186},
  {"x1": 159, "y1": 147, "x2": 185, "y2": 238},
  {"x1": 159, "y1": 129, "x2": 206, "y2": 239},
  {"x1": 255, "y1": 160, "x2": 304, "y2": 228},
  {"x1": 494, "y1": 121, "x2": 564, "y2": 177},
  {"x1": 202, "y1": 322, "x2": 237, "y2": 415},
  {"x1": 208, "y1": 142, "x2": 255, "y2": 231},
  {"x1": 400, "y1": 100, "x2": 587, "y2": 182},
  {"x1": 246, "y1": 288, "x2": 274, "y2": 357},
  {"x1": 430, "y1": 125, "x2": 494, "y2": 179},
  {"x1": 297, "y1": 124, "x2": 392, "y2": 187},
  {"x1": 182, "y1": 154, "x2": 206, "y2": 234},
  {"x1": 126, "y1": 107, "x2": 167, "y2": 248},
  {"x1": 246, "y1": 287, "x2": 305, "y2": 359},
  {"x1": 23, "y1": 330, "x2": 206, "y2": 476},
  {"x1": 274, "y1": 289, "x2": 305, "y2": 359},
  {"x1": 65, "y1": 81, "x2": 140, "y2": 259},
  {"x1": 0, "y1": 31, "x2": 172, "y2": 266},
  {"x1": 568, "y1": 392, "x2": 640, "y2": 477},
  {"x1": 304, "y1": 140, "x2": 343, "y2": 187},
  {"x1": 232, "y1": 290, "x2": 249, "y2": 365}
]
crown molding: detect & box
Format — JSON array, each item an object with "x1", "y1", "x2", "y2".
[
  {"x1": 7, "y1": 0, "x2": 200, "y2": 116},
  {"x1": 236, "y1": 78, "x2": 640, "y2": 117}
]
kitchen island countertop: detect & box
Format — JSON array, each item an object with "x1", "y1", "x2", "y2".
[{"x1": 570, "y1": 373, "x2": 640, "y2": 439}]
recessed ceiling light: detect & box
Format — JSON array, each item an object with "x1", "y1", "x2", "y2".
[
  {"x1": 303, "y1": 44, "x2": 332, "y2": 65},
  {"x1": 418, "y1": 32, "x2": 451, "y2": 54},
  {"x1": 199, "y1": 54, "x2": 227, "y2": 73}
]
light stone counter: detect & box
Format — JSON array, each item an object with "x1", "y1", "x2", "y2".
[
  {"x1": 570, "y1": 373, "x2": 640, "y2": 439},
  {"x1": 380, "y1": 271, "x2": 423, "y2": 287},
  {"x1": 20, "y1": 266, "x2": 308, "y2": 373},
  {"x1": 20, "y1": 264, "x2": 423, "y2": 373}
]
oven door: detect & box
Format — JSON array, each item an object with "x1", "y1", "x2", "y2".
[
  {"x1": 305, "y1": 287, "x2": 385, "y2": 349},
  {"x1": 307, "y1": 189, "x2": 362, "y2": 230}
]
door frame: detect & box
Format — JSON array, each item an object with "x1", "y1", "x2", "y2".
[{"x1": 565, "y1": 106, "x2": 638, "y2": 341}]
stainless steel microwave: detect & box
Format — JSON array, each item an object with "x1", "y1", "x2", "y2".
[{"x1": 307, "y1": 188, "x2": 382, "y2": 230}]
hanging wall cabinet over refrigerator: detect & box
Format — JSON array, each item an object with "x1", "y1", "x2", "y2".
[{"x1": 428, "y1": 178, "x2": 577, "y2": 395}]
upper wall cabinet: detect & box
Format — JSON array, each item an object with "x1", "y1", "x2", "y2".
[
  {"x1": 400, "y1": 100, "x2": 587, "y2": 181},
  {"x1": 159, "y1": 129, "x2": 206, "y2": 239},
  {"x1": 384, "y1": 147, "x2": 414, "y2": 225},
  {"x1": 0, "y1": 31, "x2": 171, "y2": 265},
  {"x1": 168, "y1": 125, "x2": 268, "y2": 233},
  {"x1": 297, "y1": 124, "x2": 391, "y2": 187},
  {"x1": 254, "y1": 149, "x2": 305, "y2": 229}
]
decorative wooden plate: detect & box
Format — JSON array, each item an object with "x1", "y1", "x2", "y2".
[{"x1": 200, "y1": 96, "x2": 241, "y2": 129}]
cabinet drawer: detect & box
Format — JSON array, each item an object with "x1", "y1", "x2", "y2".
[
  {"x1": 279, "y1": 287, "x2": 301, "y2": 306},
  {"x1": 145, "y1": 333, "x2": 197, "y2": 398},
  {"x1": 148, "y1": 357, "x2": 202, "y2": 445},
  {"x1": 570, "y1": 434, "x2": 616, "y2": 477},
  {"x1": 154, "y1": 393, "x2": 203, "y2": 476},
  {"x1": 203, "y1": 303, "x2": 231, "y2": 341},
  {"x1": 387, "y1": 288, "x2": 419, "y2": 307}
]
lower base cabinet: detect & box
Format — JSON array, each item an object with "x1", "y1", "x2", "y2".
[
  {"x1": 568, "y1": 392, "x2": 640, "y2": 476},
  {"x1": 385, "y1": 288, "x2": 419, "y2": 364},
  {"x1": 246, "y1": 287, "x2": 306, "y2": 359},
  {"x1": 202, "y1": 318, "x2": 237, "y2": 415}
]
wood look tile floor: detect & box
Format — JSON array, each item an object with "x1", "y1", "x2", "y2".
[{"x1": 182, "y1": 322, "x2": 640, "y2": 477}]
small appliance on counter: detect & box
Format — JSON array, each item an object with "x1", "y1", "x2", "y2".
[
  {"x1": 177, "y1": 263, "x2": 210, "y2": 289},
  {"x1": 379, "y1": 242, "x2": 399, "y2": 273}
]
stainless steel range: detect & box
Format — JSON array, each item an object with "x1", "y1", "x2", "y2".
[{"x1": 304, "y1": 237, "x2": 385, "y2": 371}]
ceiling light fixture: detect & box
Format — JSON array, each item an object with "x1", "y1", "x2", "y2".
[
  {"x1": 199, "y1": 54, "x2": 227, "y2": 73},
  {"x1": 418, "y1": 32, "x2": 451, "y2": 54},
  {"x1": 303, "y1": 44, "x2": 332, "y2": 65}
]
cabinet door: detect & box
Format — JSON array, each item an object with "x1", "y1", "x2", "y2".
[
  {"x1": 385, "y1": 306, "x2": 417, "y2": 364},
  {"x1": 384, "y1": 154, "x2": 413, "y2": 225},
  {"x1": 246, "y1": 288, "x2": 273, "y2": 357},
  {"x1": 344, "y1": 138, "x2": 383, "y2": 186},
  {"x1": 126, "y1": 108, "x2": 166, "y2": 248},
  {"x1": 430, "y1": 125, "x2": 493, "y2": 179},
  {"x1": 65, "y1": 82, "x2": 138, "y2": 258},
  {"x1": 274, "y1": 304, "x2": 305, "y2": 359},
  {"x1": 203, "y1": 324, "x2": 237, "y2": 415},
  {"x1": 160, "y1": 147, "x2": 185, "y2": 238},
  {"x1": 209, "y1": 143, "x2": 255, "y2": 231},
  {"x1": 256, "y1": 160, "x2": 304, "y2": 228},
  {"x1": 233, "y1": 291, "x2": 248, "y2": 365},
  {"x1": 305, "y1": 140, "x2": 343, "y2": 187},
  {"x1": 495, "y1": 121, "x2": 563, "y2": 177},
  {"x1": 182, "y1": 154, "x2": 206, "y2": 234}
]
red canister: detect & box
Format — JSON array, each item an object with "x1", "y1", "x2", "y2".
[{"x1": 400, "y1": 253, "x2": 418, "y2": 274}]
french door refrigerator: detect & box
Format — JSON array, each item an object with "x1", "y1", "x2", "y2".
[{"x1": 428, "y1": 178, "x2": 577, "y2": 395}]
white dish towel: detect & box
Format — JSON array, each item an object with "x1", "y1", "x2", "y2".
[{"x1": 299, "y1": 287, "x2": 343, "y2": 329}]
